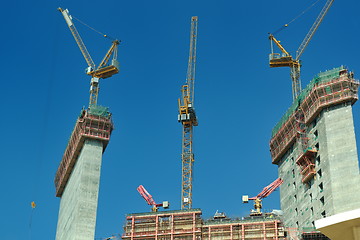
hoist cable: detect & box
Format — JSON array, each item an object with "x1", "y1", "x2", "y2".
[{"x1": 272, "y1": 0, "x2": 322, "y2": 35}]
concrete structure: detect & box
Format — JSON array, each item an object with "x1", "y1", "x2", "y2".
[
  {"x1": 55, "y1": 106, "x2": 113, "y2": 240},
  {"x1": 122, "y1": 209, "x2": 286, "y2": 240},
  {"x1": 269, "y1": 66, "x2": 360, "y2": 238},
  {"x1": 315, "y1": 208, "x2": 360, "y2": 240}
]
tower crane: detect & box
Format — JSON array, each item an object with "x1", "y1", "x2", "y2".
[
  {"x1": 242, "y1": 178, "x2": 283, "y2": 216},
  {"x1": 137, "y1": 185, "x2": 169, "y2": 212},
  {"x1": 269, "y1": 0, "x2": 334, "y2": 100},
  {"x1": 178, "y1": 16, "x2": 198, "y2": 210},
  {"x1": 58, "y1": 8, "x2": 120, "y2": 107}
]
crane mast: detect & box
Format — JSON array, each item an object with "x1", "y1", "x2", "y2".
[
  {"x1": 58, "y1": 8, "x2": 120, "y2": 107},
  {"x1": 269, "y1": 0, "x2": 334, "y2": 100},
  {"x1": 178, "y1": 16, "x2": 198, "y2": 210}
]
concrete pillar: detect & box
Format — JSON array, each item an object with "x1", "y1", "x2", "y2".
[{"x1": 55, "y1": 139, "x2": 103, "y2": 240}]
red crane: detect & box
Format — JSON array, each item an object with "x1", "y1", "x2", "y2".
[
  {"x1": 242, "y1": 178, "x2": 283, "y2": 216},
  {"x1": 137, "y1": 185, "x2": 169, "y2": 212}
]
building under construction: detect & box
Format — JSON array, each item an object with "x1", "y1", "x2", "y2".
[
  {"x1": 270, "y1": 66, "x2": 360, "y2": 238},
  {"x1": 122, "y1": 209, "x2": 286, "y2": 240},
  {"x1": 55, "y1": 8, "x2": 119, "y2": 240},
  {"x1": 120, "y1": 66, "x2": 360, "y2": 240},
  {"x1": 55, "y1": 106, "x2": 114, "y2": 240}
]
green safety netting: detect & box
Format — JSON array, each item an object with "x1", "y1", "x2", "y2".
[
  {"x1": 88, "y1": 105, "x2": 111, "y2": 117},
  {"x1": 271, "y1": 66, "x2": 346, "y2": 137}
]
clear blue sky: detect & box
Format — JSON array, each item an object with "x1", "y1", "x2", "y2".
[{"x1": 2, "y1": 0, "x2": 360, "y2": 239}]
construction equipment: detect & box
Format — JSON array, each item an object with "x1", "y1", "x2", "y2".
[
  {"x1": 58, "y1": 8, "x2": 120, "y2": 107},
  {"x1": 243, "y1": 178, "x2": 284, "y2": 216},
  {"x1": 137, "y1": 185, "x2": 169, "y2": 212},
  {"x1": 269, "y1": 0, "x2": 334, "y2": 100},
  {"x1": 178, "y1": 16, "x2": 198, "y2": 210}
]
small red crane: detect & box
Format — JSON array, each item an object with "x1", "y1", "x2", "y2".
[
  {"x1": 137, "y1": 185, "x2": 169, "y2": 212},
  {"x1": 242, "y1": 178, "x2": 283, "y2": 216}
]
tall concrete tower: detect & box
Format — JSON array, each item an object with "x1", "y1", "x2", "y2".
[
  {"x1": 269, "y1": 66, "x2": 360, "y2": 238},
  {"x1": 54, "y1": 106, "x2": 113, "y2": 240}
]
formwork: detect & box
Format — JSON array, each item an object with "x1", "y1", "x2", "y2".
[
  {"x1": 270, "y1": 66, "x2": 359, "y2": 164},
  {"x1": 122, "y1": 209, "x2": 286, "y2": 240},
  {"x1": 54, "y1": 105, "x2": 114, "y2": 197}
]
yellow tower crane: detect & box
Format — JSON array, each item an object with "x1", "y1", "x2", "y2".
[
  {"x1": 58, "y1": 8, "x2": 120, "y2": 106},
  {"x1": 178, "y1": 16, "x2": 198, "y2": 210},
  {"x1": 269, "y1": 0, "x2": 334, "y2": 100}
]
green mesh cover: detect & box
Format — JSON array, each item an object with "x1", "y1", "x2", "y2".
[
  {"x1": 271, "y1": 66, "x2": 346, "y2": 137},
  {"x1": 88, "y1": 105, "x2": 111, "y2": 118}
]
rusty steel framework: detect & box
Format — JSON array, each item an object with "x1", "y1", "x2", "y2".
[
  {"x1": 122, "y1": 209, "x2": 286, "y2": 240},
  {"x1": 54, "y1": 108, "x2": 113, "y2": 197},
  {"x1": 270, "y1": 67, "x2": 359, "y2": 165}
]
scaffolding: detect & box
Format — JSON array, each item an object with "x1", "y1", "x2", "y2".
[
  {"x1": 122, "y1": 209, "x2": 285, "y2": 240},
  {"x1": 270, "y1": 66, "x2": 359, "y2": 164},
  {"x1": 296, "y1": 148, "x2": 317, "y2": 183},
  {"x1": 54, "y1": 106, "x2": 114, "y2": 197},
  {"x1": 122, "y1": 209, "x2": 202, "y2": 240},
  {"x1": 202, "y1": 217, "x2": 285, "y2": 240}
]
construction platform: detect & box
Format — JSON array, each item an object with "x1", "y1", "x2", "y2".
[
  {"x1": 270, "y1": 66, "x2": 359, "y2": 164},
  {"x1": 122, "y1": 209, "x2": 286, "y2": 240},
  {"x1": 54, "y1": 105, "x2": 114, "y2": 197}
]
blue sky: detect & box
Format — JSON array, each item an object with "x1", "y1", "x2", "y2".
[{"x1": 2, "y1": 0, "x2": 360, "y2": 239}]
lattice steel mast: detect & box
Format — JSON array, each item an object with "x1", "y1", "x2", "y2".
[{"x1": 178, "y1": 16, "x2": 198, "y2": 210}]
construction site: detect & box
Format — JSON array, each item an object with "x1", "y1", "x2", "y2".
[{"x1": 51, "y1": 1, "x2": 360, "y2": 240}]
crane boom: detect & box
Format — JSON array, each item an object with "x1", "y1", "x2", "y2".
[
  {"x1": 137, "y1": 185, "x2": 169, "y2": 212},
  {"x1": 58, "y1": 8, "x2": 95, "y2": 70},
  {"x1": 178, "y1": 16, "x2": 198, "y2": 210},
  {"x1": 137, "y1": 185, "x2": 157, "y2": 206},
  {"x1": 296, "y1": 0, "x2": 334, "y2": 60},
  {"x1": 186, "y1": 16, "x2": 198, "y2": 106},
  {"x1": 248, "y1": 178, "x2": 284, "y2": 200},
  {"x1": 243, "y1": 178, "x2": 283, "y2": 216}
]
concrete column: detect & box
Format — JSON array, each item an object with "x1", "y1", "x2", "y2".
[{"x1": 55, "y1": 139, "x2": 103, "y2": 240}]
